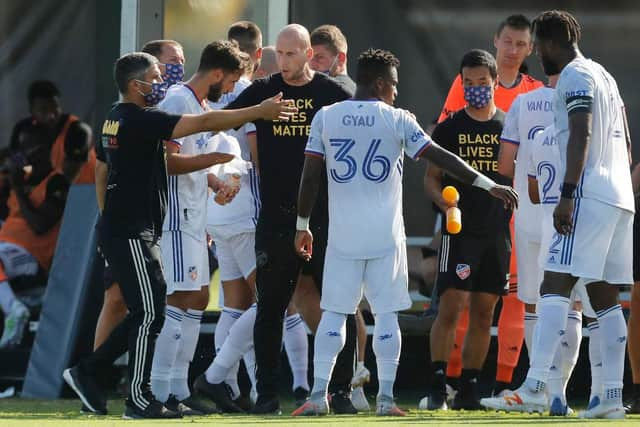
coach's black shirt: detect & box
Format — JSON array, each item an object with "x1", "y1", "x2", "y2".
[
  {"x1": 432, "y1": 108, "x2": 510, "y2": 236},
  {"x1": 227, "y1": 72, "x2": 352, "y2": 229},
  {"x1": 99, "y1": 103, "x2": 180, "y2": 241}
]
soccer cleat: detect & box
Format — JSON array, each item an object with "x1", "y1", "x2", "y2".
[
  {"x1": 329, "y1": 390, "x2": 358, "y2": 414},
  {"x1": 165, "y1": 395, "x2": 216, "y2": 416},
  {"x1": 480, "y1": 388, "x2": 548, "y2": 413},
  {"x1": 250, "y1": 396, "x2": 281, "y2": 415},
  {"x1": 80, "y1": 403, "x2": 107, "y2": 416},
  {"x1": 549, "y1": 396, "x2": 572, "y2": 416},
  {"x1": 0, "y1": 300, "x2": 30, "y2": 349},
  {"x1": 579, "y1": 399, "x2": 625, "y2": 419},
  {"x1": 63, "y1": 366, "x2": 107, "y2": 415},
  {"x1": 233, "y1": 394, "x2": 253, "y2": 412},
  {"x1": 193, "y1": 375, "x2": 244, "y2": 413},
  {"x1": 293, "y1": 386, "x2": 309, "y2": 408},
  {"x1": 122, "y1": 399, "x2": 182, "y2": 419},
  {"x1": 376, "y1": 395, "x2": 406, "y2": 416},
  {"x1": 291, "y1": 395, "x2": 330, "y2": 416},
  {"x1": 351, "y1": 386, "x2": 370, "y2": 412},
  {"x1": 625, "y1": 396, "x2": 640, "y2": 414},
  {"x1": 451, "y1": 379, "x2": 482, "y2": 410},
  {"x1": 351, "y1": 363, "x2": 371, "y2": 388},
  {"x1": 587, "y1": 395, "x2": 601, "y2": 410},
  {"x1": 446, "y1": 383, "x2": 458, "y2": 404},
  {"x1": 420, "y1": 392, "x2": 448, "y2": 410}
]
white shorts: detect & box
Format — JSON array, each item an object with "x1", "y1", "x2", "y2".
[
  {"x1": 160, "y1": 231, "x2": 210, "y2": 295},
  {"x1": 515, "y1": 228, "x2": 543, "y2": 305},
  {"x1": 571, "y1": 279, "x2": 597, "y2": 318},
  {"x1": 544, "y1": 198, "x2": 633, "y2": 285},
  {"x1": 321, "y1": 244, "x2": 411, "y2": 315},
  {"x1": 209, "y1": 230, "x2": 256, "y2": 282},
  {"x1": 0, "y1": 242, "x2": 39, "y2": 279}
]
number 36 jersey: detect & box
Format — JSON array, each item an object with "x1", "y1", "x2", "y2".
[{"x1": 305, "y1": 100, "x2": 432, "y2": 259}]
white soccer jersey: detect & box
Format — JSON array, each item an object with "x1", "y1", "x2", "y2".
[
  {"x1": 305, "y1": 100, "x2": 432, "y2": 259},
  {"x1": 527, "y1": 124, "x2": 562, "y2": 266},
  {"x1": 501, "y1": 87, "x2": 555, "y2": 237},
  {"x1": 159, "y1": 84, "x2": 214, "y2": 241},
  {"x1": 554, "y1": 57, "x2": 633, "y2": 212}
]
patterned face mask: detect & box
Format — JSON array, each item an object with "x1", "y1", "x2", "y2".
[
  {"x1": 463, "y1": 85, "x2": 493, "y2": 109},
  {"x1": 136, "y1": 80, "x2": 168, "y2": 106},
  {"x1": 162, "y1": 63, "x2": 184, "y2": 86}
]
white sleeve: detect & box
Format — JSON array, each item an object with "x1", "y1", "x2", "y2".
[
  {"x1": 245, "y1": 122, "x2": 256, "y2": 134},
  {"x1": 398, "y1": 109, "x2": 432, "y2": 160},
  {"x1": 304, "y1": 108, "x2": 325, "y2": 158},
  {"x1": 500, "y1": 96, "x2": 521, "y2": 145},
  {"x1": 527, "y1": 142, "x2": 537, "y2": 178},
  {"x1": 559, "y1": 65, "x2": 595, "y2": 114},
  {"x1": 158, "y1": 93, "x2": 189, "y2": 146}
]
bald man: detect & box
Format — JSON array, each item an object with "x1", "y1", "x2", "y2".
[{"x1": 221, "y1": 24, "x2": 353, "y2": 414}]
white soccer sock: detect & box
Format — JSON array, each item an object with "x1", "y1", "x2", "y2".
[
  {"x1": 205, "y1": 306, "x2": 256, "y2": 385},
  {"x1": 587, "y1": 320, "x2": 602, "y2": 401},
  {"x1": 169, "y1": 308, "x2": 202, "y2": 401},
  {"x1": 215, "y1": 307, "x2": 244, "y2": 353},
  {"x1": 561, "y1": 310, "x2": 582, "y2": 394},
  {"x1": 372, "y1": 312, "x2": 401, "y2": 399},
  {"x1": 151, "y1": 305, "x2": 184, "y2": 402},
  {"x1": 526, "y1": 295, "x2": 569, "y2": 391},
  {"x1": 524, "y1": 311, "x2": 538, "y2": 360},
  {"x1": 284, "y1": 313, "x2": 309, "y2": 391},
  {"x1": 597, "y1": 305, "x2": 626, "y2": 404},
  {"x1": 311, "y1": 311, "x2": 347, "y2": 396},
  {"x1": 0, "y1": 281, "x2": 16, "y2": 315},
  {"x1": 243, "y1": 348, "x2": 257, "y2": 394}
]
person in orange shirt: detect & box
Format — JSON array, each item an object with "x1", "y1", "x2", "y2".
[
  {"x1": 0, "y1": 123, "x2": 91, "y2": 348},
  {"x1": 431, "y1": 14, "x2": 543, "y2": 396}
]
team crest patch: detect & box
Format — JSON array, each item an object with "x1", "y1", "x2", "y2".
[
  {"x1": 189, "y1": 266, "x2": 198, "y2": 281},
  {"x1": 456, "y1": 264, "x2": 471, "y2": 280}
]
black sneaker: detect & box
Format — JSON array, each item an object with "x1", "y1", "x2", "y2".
[
  {"x1": 233, "y1": 394, "x2": 253, "y2": 412},
  {"x1": 294, "y1": 387, "x2": 309, "y2": 408},
  {"x1": 122, "y1": 399, "x2": 182, "y2": 419},
  {"x1": 194, "y1": 375, "x2": 244, "y2": 413},
  {"x1": 427, "y1": 391, "x2": 448, "y2": 410},
  {"x1": 330, "y1": 390, "x2": 358, "y2": 414},
  {"x1": 625, "y1": 396, "x2": 640, "y2": 414},
  {"x1": 250, "y1": 396, "x2": 281, "y2": 415},
  {"x1": 80, "y1": 403, "x2": 107, "y2": 416},
  {"x1": 63, "y1": 366, "x2": 107, "y2": 415},
  {"x1": 165, "y1": 395, "x2": 216, "y2": 416},
  {"x1": 451, "y1": 380, "x2": 482, "y2": 410}
]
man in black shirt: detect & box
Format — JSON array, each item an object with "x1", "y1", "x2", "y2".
[
  {"x1": 221, "y1": 24, "x2": 354, "y2": 414},
  {"x1": 310, "y1": 24, "x2": 356, "y2": 94},
  {"x1": 425, "y1": 50, "x2": 511, "y2": 411},
  {"x1": 62, "y1": 51, "x2": 296, "y2": 419}
]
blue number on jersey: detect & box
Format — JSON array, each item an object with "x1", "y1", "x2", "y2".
[
  {"x1": 537, "y1": 161, "x2": 559, "y2": 204},
  {"x1": 329, "y1": 138, "x2": 391, "y2": 183}
]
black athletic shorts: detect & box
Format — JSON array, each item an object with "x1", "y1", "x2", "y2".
[
  {"x1": 436, "y1": 231, "x2": 511, "y2": 296},
  {"x1": 633, "y1": 207, "x2": 640, "y2": 282}
]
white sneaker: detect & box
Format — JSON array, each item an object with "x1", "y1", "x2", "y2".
[
  {"x1": 480, "y1": 388, "x2": 548, "y2": 413},
  {"x1": 579, "y1": 399, "x2": 625, "y2": 419},
  {"x1": 351, "y1": 386, "x2": 370, "y2": 412},
  {"x1": 446, "y1": 384, "x2": 458, "y2": 403},
  {"x1": 376, "y1": 395, "x2": 406, "y2": 416},
  {"x1": 0, "y1": 300, "x2": 29, "y2": 349},
  {"x1": 351, "y1": 363, "x2": 371, "y2": 388}
]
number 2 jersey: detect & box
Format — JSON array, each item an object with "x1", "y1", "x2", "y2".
[{"x1": 305, "y1": 100, "x2": 432, "y2": 259}]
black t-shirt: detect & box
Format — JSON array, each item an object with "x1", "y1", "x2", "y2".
[
  {"x1": 432, "y1": 108, "x2": 510, "y2": 236},
  {"x1": 98, "y1": 103, "x2": 180, "y2": 241},
  {"x1": 227, "y1": 72, "x2": 352, "y2": 229},
  {"x1": 331, "y1": 74, "x2": 356, "y2": 95}
]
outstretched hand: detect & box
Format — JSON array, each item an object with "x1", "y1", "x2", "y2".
[{"x1": 260, "y1": 92, "x2": 298, "y2": 121}]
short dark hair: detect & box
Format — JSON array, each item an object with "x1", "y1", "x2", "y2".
[
  {"x1": 141, "y1": 39, "x2": 182, "y2": 60},
  {"x1": 114, "y1": 52, "x2": 157, "y2": 95},
  {"x1": 28, "y1": 80, "x2": 60, "y2": 106},
  {"x1": 533, "y1": 10, "x2": 582, "y2": 47},
  {"x1": 459, "y1": 49, "x2": 498, "y2": 80},
  {"x1": 496, "y1": 14, "x2": 531, "y2": 36},
  {"x1": 228, "y1": 21, "x2": 262, "y2": 54},
  {"x1": 310, "y1": 25, "x2": 348, "y2": 55},
  {"x1": 197, "y1": 40, "x2": 247, "y2": 73},
  {"x1": 356, "y1": 48, "x2": 400, "y2": 86}
]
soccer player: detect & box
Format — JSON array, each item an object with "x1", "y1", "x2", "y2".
[
  {"x1": 481, "y1": 10, "x2": 633, "y2": 419},
  {"x1": 424, "y1": 49, "x2": 511, "y2": 411},
  {"x1": 150, "y1": 40, "x2": 251, "y2": 416},
  {"x1": 62, "y1": 51, "x2": 296, "y2": 419},
  {"x1": 628, "y1": 164, "x2": 640, "y2": 413},
  {"x1": 436, "y1": 15, "x2": 543, "y2": 393},
  {"x1": 291, "y1": 48, "x2": 517, "y2": 416}
]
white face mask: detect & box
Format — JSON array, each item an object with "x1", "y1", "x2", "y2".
[{"x1": 321, "y1": 55, "x2": 339, "y2": 75}]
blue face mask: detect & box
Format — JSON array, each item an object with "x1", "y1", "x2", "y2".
[
  {"x1": 162, "y1": 63, "x2": 184, "y2": 86},
  {"x1": 463, "y1": 85, "x2": 493, "y2": 109},
  {"x1": 136, "y1": 80, "x2": 168, "y2": 106}
]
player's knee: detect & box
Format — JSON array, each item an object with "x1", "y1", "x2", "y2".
[
  {"x1": 104, "y1": 284, "x2": 127, "y2": 314},
  {"x1": 470, "y1": 309, "x2": 493, "y2": 330}
]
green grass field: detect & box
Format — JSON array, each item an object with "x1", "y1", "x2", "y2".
[{"x1": 1, "y1": 398, "x2": 639, "y2": 426}]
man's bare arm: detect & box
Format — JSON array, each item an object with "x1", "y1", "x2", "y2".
[
  {"x1": 497, "y1": 140, "x2": 518, "y2": 179},
  {"x1": 95, "y1": 159, "x2": 107, "y2": 212},
  {"x1": 297, "y1": 156, "x2": 324, "y2": 219},
  {"x1": 165, "y1": 142, "x2": 233, "y2": 175},
  {"x1": 562, "y1": 111, "x2": 592, "y2": 186},
  {"x1": 424, "y1": 162, "x2": 447, "y2": 212}
]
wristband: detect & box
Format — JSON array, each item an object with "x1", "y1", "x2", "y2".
[
  {"x1": 472, "y1": 174, "x2": 496, "y2": 191},
  {"x1": 561, "y1": 183, "x2": 577, "y2": 199},
  {"x1": 296, "y1": 216, "x2": 310, "y2": 231}
]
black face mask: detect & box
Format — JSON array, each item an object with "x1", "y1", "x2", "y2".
[
  {"x1": 207, "y1": 82, "x2": 223, "y2": 102},
  {"x1": 541, "y1": 57, "x2": 562, "y2": 76}
]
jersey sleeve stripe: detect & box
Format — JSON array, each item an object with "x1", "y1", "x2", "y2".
[
  {"x1": 166, "y1": 139, "x2": 182, "y2": 148},
  {"x1": 246, "y1": 130, "x2": 256, "y2": 135},
  {"x1": 412, "y1": 140, "x2": 432, "y2": 160},
  {"x1": 304, "y1": 149, "x2": 324, "y2": 159},
  {"x1": 500, "y1": 137, "x2": 520, "y2": 146},
  {"x1": 527, "y1": 174, "x2": 537, "y2": 178}
]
